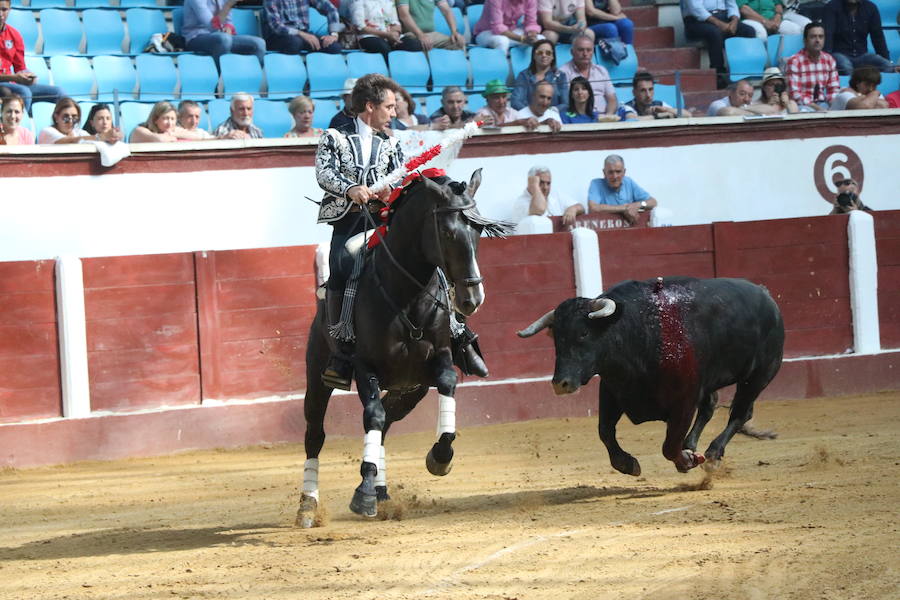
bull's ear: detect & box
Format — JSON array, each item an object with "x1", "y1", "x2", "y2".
[
  {"x1": 468, "y1": 168, "x2": 483, "y2": 197},
  {"x1": 588, "y1": 298, "x2": 616, "y2": 319}
]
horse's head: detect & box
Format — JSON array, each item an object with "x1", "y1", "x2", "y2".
[{"x1": 395, "y1": 169, "x2": 511, "y2": 317}]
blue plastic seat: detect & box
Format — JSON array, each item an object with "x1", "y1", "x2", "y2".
[
  {"x1": 556, "y1": 43, "x2": 572, "y2": 67},
  {"x1": 347, "y1": 51, "x2": 388, "y2": 79},
  {"x1": 253, "y1": 99, "x2": 293, "y2": 137},
  {"x1": 653, "y1": 83, "x2": 685, "y2": 109},
  {"x1": 229, "y1": 8, "x2": 261, "y2": 37},
  {"x1": 465, "y1": 4, "x2": 483, "y2": 40},
  {"x1": 306, "y1": 52, "x2": 348, "y2": 98},
  {"x1": 598, "y1": 44, "x2": 638, "y2": 86},
  {"x1": 39, "y1": 9, "x2": 84, "y2": 55},
  {"x1": 178, "y1": 53, "x2": 219, "y2": 100},
  {"x1": 29, "y1": 0, "x2": 63, "y2": 8},
  {"x1": 30, "y1": 101, "x2": 56, "y2": 132},
  {"x1": 93, "y1": 54, "x2": 137, "y2": 101},
  {"x1": 428, "y1": 48, "x2": 468, "y2": 89},
  {"x1": 83, "y1": 9, "x2": 126, "y2": 55},
  {"x1": 308, "y1": 8, "x2": 328, "y2": 36},
  {"x1": 25, "y1": 55, "x2": 51, "y2": 87},
  {"x1": 172, "y1": 7, "x2": 183, "y2": 35},
  {"x1": 388, "y1": 50, "x2": 430, "y2": 93},
  {"x1": 873, "y1": 0, "x2": 900, "y2": 28},
  {"x1": 74, "y1": 0, "x2": 113, "y2": 7},
  {"x1": 220, "y1": 53, "x2": 263, "y2": 96},
  {"x1": 207, "y1": 97, "x2": 230, "y2": 130},
  {"x1": 509, "y1": 44, "x2": 531, "y2": 76},
  {"x1": 264, "y1": 53, "x2": 307, "y2": 99},
  {"x1": 468, "y1": 46, "x2": 508, "y2": 90},
  {"x1": 125, "y1": 8, "x2": 167, "y2": 54},
  {"x1": 119, "y1": 0, "x2": 161, "y2": 7},
  {"x1": 878, "y1": 72, "x2": 899, "y2": 95},
  {"x1": 838, "y1": 74, "x2": 850, "y2": 88},
  {"x1": 768, "y1": 34, "x2": 803, "y2": 68},
  {"x1": 48, "y1": 55, "x2": 95, "y2": 101},
  {"x1": 466, "y1": 92, "x2": 485, "y2": 112},
  {"x1": 136, "y1": 53, "x2": 178, "y2": 101},
  {"x1": 433, "y1": 6, "x2": 464, "y2": 38},
  {"x1": 312, "y1": 98, "x2": 338, "y2": 129},
  {"x1": 725, "y1": 37, "x2": 767, "y2": 81},
  {"x1": 424, "y1": 93, "x2": 442, "y2": 115},
  {"x1": 120, "y1": 101, "x2": 153, "y2": 141},
  {"x1": 7, "y1": 10, "x2": 39, "y2": 54}
]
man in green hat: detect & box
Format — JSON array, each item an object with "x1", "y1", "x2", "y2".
[{"x1": 475, "y1": 79, "x2": 535, "y2": 129}]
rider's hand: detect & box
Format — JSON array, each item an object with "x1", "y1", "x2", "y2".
[{"x1": 347, "y1": 185, "x2": 373, "y2": 205}]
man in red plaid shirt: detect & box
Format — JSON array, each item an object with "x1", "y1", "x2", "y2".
[{"x1": 784, "y1": 22, "x2": 840, "y2": 111}]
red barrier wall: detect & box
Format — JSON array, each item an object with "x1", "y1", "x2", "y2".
[
  {"x1": 0, "y1": 260, "x2": 60, "y2": 423},
  {"x1": 876, "y1": 211, "x2": 900, "y2": 350},
  {"x1": 196, "y1": 246, "x2": 318, "y2": 401},
  {"x1": 83, "y1": 254, "x2": 201, "y2": 411}
]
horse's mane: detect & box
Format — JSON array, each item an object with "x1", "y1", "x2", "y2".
[{"x1": 389, "y1": 174, "x2": 513, "y2": 239}]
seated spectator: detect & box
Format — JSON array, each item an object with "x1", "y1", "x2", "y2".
[
  {"x1": 213, "y1": 93, "x2": 264, "y2": 139},
  {"x1": 391, "y1": 87, "x2": 429, "y2": 130},
  {"x1": 132, "y1": 101, "x2": 214, "y2": 142},
  {"x1": 748, "y1": 67, "x2": 799, "y2": 113},
  {"x1": 830, "y1": 66, "x2": 889, "y2": 110},
  {"x1": 476, "y1": 79, "x2": 538, "y2": 127},
  {"x1": 785, "y1": 23, "x2": 841, "y2": 111},
  {"x1": 738, "y1": 0, "x2": 810, "y2": 41},
  {"x1": 82, "y1": 104, "x2": 125, "y2": 144},
  {"x1": 262, "y1": 0, "x2": 343, "y2": 54},
  {"x1": 682, "y1": 0, "x2": 755, "y2": 89},
  {"x1": 0, "y1": 94, "x2": 33, "y2": 145},
  {"x1": 823, "y1": 0, "x2": 897, "y2": 75},
  {"x1": 512, "y1": 166, "x2": 585, "y2": 225},
  {"x1": 429, "y1": 86, "x2": 476, "y2": 129},
  {"x1": 587, "y1": 154, "x2": 657, "y2": 225},
  {"x1": 396, "y1": 0, "x2": 465, "y2": 50},
  {"x1": 472, "y1": 0, "x2": 543, "y2": 54},
  {"x1": 585, "y1": 0, "x2": 634, "y2": 45},
  {"x1": 351, "y1": 0, "x2": 422, "y2": 57},
  {"x1": 560, "y1": 76, "x2": 600, "y2": 123},
  {"x1": 183, "y1": 0, "x2": 267, "y2": 66},
  {"x1": 829, "y1": 177, "x2": 872, "y2": 214},
  {"x1": 285, "y1": 95, "x2": 324, "y2": 137},
  {"x1": 328, "y1": 78, "x2": 356, "y2": 130},
  {"x1": 511, "y1": 39, "x2": 568, "y2": 110},
  {"x1": 707, "y1": 78, "x2": 756, "y2": 115},
  {"x1": 624, "y1": 71, "x2": 692, "y2": 119},
  {"x1": 516, "y1": 80, "x2": 563, "y2": 131},
  {"x1": 38, "y1": 97, "x2": 91, "y2": 144},
  {"x1": 0, "y1": 0, "x2": 65, "y2": 112},
  {"x1": 559, "y1": 34, "x2": 617, "y2": 115},
  {"x1": 177, "y1": 100, "x2": 215, "y2": 139},
  {"x1": 887, "y1": 87, "x2": 900, "y2": 108},
  {"x1": 538, "y1": 0, "x2": 595, "y2": 44}
]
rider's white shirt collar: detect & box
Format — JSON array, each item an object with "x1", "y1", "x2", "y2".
[{"x1": 355, "y1": 117, "x2": 373, "y2": 165}]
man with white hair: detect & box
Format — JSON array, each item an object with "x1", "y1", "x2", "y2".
[
  {"x1": 512, "y1": 166, "x2": 584, "y2": 226},
  {"x1": 213, "y1": 92, "x2": 264, "y2": 139},
  {"x1": 588, "y1": 154, "x2": 657, "y2": 225}
]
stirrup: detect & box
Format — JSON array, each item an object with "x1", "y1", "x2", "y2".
[
  {"x1": 453, "y1": 332, "x2": 488, "y2": 377},
  {"x1": 321, "y1": 355, "x2": 353, "y2": 391}
]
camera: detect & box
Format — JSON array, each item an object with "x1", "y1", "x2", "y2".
[
  {"x1": 773, "y1": 82, "x2": 785, "y2": 95},
  {"x1": 836, "y1": 192, "x2": 858, "y2": 211}
]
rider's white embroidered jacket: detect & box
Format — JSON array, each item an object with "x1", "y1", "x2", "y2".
[{"x1": 314, "y1": 120, "x2": 405, "y2": 224}]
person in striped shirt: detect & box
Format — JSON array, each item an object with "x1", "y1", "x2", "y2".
[{"x1": 784, "y1": 22, "x2": 840, "y2": 111}]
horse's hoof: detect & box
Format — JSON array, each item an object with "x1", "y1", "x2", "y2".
[
  {"x1": 612, "y1": 454, "x2": 641, "y2": 477},
  {"x1": 349, "y1": 488, "x2": 377, "y2": 518},
  {"x1": 426, "y1": 448, "x2": 453, "y2": 476},
  {"x1": 375, "y1": 485, "x2": 391, "y2": 503},
  {"x1": 295, "y1": 495, "x2": 318, "y2": 529},
  {"x1": 675, "y1": 450, "x2": 705, "y2": 473}
]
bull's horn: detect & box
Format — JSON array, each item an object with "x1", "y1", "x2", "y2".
[
  {"x1": 588, "y1": 298, "x2": 617, "y2": 319},
  {"x1": 517, "y1": 310, "x2": 555, "y2": 337}
]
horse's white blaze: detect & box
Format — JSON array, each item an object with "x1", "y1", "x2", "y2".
[
  {"x1": 302, "y1": 458, "x2": 319, "y2": 500},
  {"x1": 374, "y1": 446, "x2": 387, "y2": 488},
  {"x1": 438, "y1": 394, "x2": 456, "y2": 435},
  {"x1": 363, "y1": 430, "x2": 381, "y2": 467}
]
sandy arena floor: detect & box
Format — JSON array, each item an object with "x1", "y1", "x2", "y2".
[{"x1": 1, "y1": 391, "x2": 898, "y2": 600}]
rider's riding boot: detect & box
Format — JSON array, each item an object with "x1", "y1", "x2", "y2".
[
  {"x1": 321, "y1": 289, "x2": 355, "y2": 391},
  {"x1": 452, "y1": 325, "x2": 489, "y2": 378}
]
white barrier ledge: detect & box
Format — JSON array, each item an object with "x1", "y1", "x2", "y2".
[
  {"x1": 55, "y1": 256, "x2": 92, "y2": 419},
  {"x1": 847, "y1": 210, "x2": 881, "y2": 354},
  {"x1": 572, "y1": 227, "x2": 602, "y2": 297}
]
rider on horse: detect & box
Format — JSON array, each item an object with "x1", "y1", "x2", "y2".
[{"x1": 314, "y1": 73, "x2": 488, "y2": 391}]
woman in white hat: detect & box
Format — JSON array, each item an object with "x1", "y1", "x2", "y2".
[{"x1": 751, "y1": 67, "x2": 799, "y2": 114}]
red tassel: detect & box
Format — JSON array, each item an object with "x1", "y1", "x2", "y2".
[
  {"x1": 367, "y1": 225, "x2": 388, "y2": 249},
  {"x1": 421, "y1": 168, "x2": 446, "y2": 178}
]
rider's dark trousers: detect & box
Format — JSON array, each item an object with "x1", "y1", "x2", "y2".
[{"x1": 328, "y1": 212, "x2": 368, "y2": 292}]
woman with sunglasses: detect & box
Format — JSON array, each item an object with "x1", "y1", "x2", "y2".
[
  {"x1": 511, "y1": 39, "x2": 568, "y2": 110},
  {"x1": 82, "y1": 104, "x2": 125, "y2": 143},
  {"x1": 1, "y1": 94, "x2": 35, "y2": 145},
  {"x1": 38, "y1": 98, "x2": 94, "y2": 144}
]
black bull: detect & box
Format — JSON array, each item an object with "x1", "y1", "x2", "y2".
[{"x1": 518, "y1": 277, "x2": 785, "y2": 474}]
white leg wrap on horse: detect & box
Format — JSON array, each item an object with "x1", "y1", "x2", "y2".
[
  {"x1": 363, "y1": 430, "x2": 381, "y2": 468},
  {"x1": 374, "y1": 446, "x2": 386, "y2": 487},
  {"x1": 302, "y1": 458, "x2": 319, "y2": 501},
  {"x1": 438, "y1": 394, "x2": 456, "y2": 435}
]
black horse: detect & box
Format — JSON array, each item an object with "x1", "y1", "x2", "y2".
[{"x1": 297, "y1": 169, "x2": 510, "y2": 527}]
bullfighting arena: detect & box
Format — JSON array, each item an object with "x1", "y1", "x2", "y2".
[{"x1": 1, "y1": 391, "x2": 898, "y2": 600}]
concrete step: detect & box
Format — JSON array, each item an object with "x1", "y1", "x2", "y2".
[
  {"x1": 684, "y1": 89, "x2": 725, "y2": 113},
  {"x1": 654, "y1": 68, "x2": 718, "y2": 92},
  {"x1": 633, "y1": 26, "x2": 674, "y2": 48},
  {"x1": 635, "y1": 46, "x2": 701, "y2": 71},
  {"x1": 623, "y1": 6, "x2": 659, "y2": 27}
]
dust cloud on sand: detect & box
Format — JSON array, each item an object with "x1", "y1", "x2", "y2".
[{"x1": 0, "y1": 392, "x2": 898, "y2": 600}]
